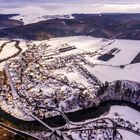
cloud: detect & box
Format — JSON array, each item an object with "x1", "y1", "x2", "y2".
[
  {"x1": 0, "y1": 0, "x2": 140, "y2": 15},
  {"x1": 1, "y1": 3, "x2": 140, "y2": 15},
  {"x1": 0, "y1": 0, "x2": 140, "y2": 3}
]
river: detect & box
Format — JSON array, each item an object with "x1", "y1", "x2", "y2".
[{"x1": 0, "y1": 100, "x2": 139, "y2": 140}]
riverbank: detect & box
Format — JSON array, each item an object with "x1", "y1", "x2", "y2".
[
  {"x1": 0, "y1": 100, "x2": 139, "y2": 128},
  {"x1": 0, "y1": 100, "x2": 140, "y2": 139}
]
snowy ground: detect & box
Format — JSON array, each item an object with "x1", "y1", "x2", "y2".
[
  {"x1": 93, "y1": 39, "x2": 140, "y2": 65},
  {"x1": 105, "y1": 105, "x2": 140, "y2": 128},
  {"x1": 0, "y1": 42, "x2": 18, "y2": 59},
  {"x1": 118, "y1": 129, "x2": 140, "y2": 140},
  {"x1": 11, "y1": 13, "x2": 74, "y2": 25}
]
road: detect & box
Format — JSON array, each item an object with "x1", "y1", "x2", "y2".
[
  {"x1": 5, "y1": 63, "x2": 19, "y2": 100},
  {"x1": 0, "y1": 122, "x2": 41, "y2": 140}
]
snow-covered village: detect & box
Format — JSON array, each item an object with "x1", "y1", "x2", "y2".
[{"x1": 0, "y1": 0, "x2": 140, "y2": 140}]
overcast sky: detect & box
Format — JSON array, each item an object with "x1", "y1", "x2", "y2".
[
  {"x1": 0, "y1": 0, "x2": 140, "y2": 15},
  {"x1": 1, "y1": 0, "x2": 140, "y2": 8},
  {"x1": 0, "y1": 0, "x2": 140, "y2": 4}
]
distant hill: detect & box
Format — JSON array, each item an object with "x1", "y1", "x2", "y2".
[
  {"x1": 0, "y1": 14, "x2": 19, "y2": 20},
  {"x1": 0, "y1": 13, "x2": 140, "y2": 40},
  {"x1": 0, "y1": 14, "x2": 23, "y2": 29}
]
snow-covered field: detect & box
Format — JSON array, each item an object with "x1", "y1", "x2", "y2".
[
  {"x1": 94, "y1": 39, "x2": 140, "y2": 65},
  {"x1": 0, "y1": 42, "x2": 18, "y2": 59},
  {"x1": 119, "y1": 129, "x2": 140, "y2": 140},
  {"x1": 11, "y1": 13, "x2": 74, "y2": 25},
  {"x1": 105, "y1": 105, "x2": 140, "y2": 128},
  {"x1": 85, "y1": 63, "x2": 140, "y2": 83}
]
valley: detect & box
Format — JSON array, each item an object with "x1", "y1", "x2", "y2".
[
  {"x1": 0, "y1": 35, "x2": 140, "y2": 139},
  {"x1": 0, "y1": 2, "x2": 140, "y2": 139}
]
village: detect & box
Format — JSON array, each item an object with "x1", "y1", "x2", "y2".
[
  {"x1": 0, "y1": 36, "x2": 140, "y2": 139},
  {"x1": 6, "y1": 41, "x2": 102, "y2": 117}
]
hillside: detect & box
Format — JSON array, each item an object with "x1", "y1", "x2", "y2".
[
  {"x1": 0, "y1": 14, "x2": 23, "y2": 29},
  {"x1": 0, "y1": 13, "x2": 140, "y2": 40}
]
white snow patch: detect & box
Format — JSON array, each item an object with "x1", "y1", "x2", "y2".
[{"x1": 105, "y1": 105, "x2": 140, "y2": 128}]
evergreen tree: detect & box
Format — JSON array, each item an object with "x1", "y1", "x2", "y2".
[{"x1": 115, "y1": 81, "x2": 121, "y2": 92}]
